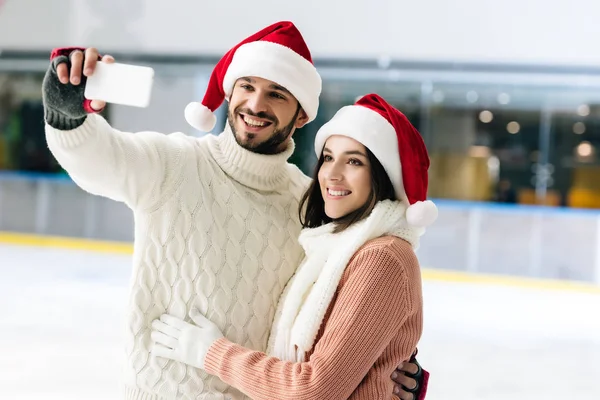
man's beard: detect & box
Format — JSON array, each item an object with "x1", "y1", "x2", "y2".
[{"x1": 228, "y1": 105, "x2": 300, "y2": 155}]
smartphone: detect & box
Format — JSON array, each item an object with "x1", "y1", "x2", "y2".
[{"x1": 84, "y1": 61, "x2": 155, "y2": 108}]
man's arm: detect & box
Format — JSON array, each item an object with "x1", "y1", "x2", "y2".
[{"x1": 43, "y1": 47, "x2": 190, "y2": 210}]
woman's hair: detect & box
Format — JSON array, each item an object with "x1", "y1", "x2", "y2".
[{"x1": 299, "y1": 146, "x2": 397, "y2": 233}]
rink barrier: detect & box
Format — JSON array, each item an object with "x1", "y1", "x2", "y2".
[
  {"x1": 0, "y1": 231, "x2": 132, "y2": 254},
  {"x1": 1, "y1": 230, "x2": 599, "y2": 295},
  {"x1": 1, "y1": 171, "x2": 600, "y2": 287}
]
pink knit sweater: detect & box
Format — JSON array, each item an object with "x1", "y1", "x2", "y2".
[{"x1": 204, "y1": 235, "x2": 423, "y2": 399}]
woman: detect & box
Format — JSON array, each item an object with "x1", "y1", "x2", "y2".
[{"x1": 150, "y1": 93, "x2": 437, "y2": 399}]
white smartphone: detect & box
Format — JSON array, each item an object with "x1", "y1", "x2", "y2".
[{"x1": 84, "y1": 61, "x2": 155, "y2": 108}]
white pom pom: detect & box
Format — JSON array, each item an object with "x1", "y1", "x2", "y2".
[
  {"x1": 184, "y1": 102, "x2": 217, "y2": 132},
  {"x1": 405, "y1": 200, "x2": 438, "y2": 227}
]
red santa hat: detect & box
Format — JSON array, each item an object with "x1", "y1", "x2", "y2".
[
  {"x1": 314, "y1": 93, "x2": 438, "y2": 227},
  {"x1": 185, "y1": 21, "x2": 322, "y2": 132}
]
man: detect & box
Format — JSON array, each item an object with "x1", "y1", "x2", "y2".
[{"x1": 42, "y1": 21, "x2": 425, "y2": 399}]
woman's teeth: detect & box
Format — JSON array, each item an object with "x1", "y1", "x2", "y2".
[{"x1": 328, "y1": 189, "x2": 350, "y2": 196}]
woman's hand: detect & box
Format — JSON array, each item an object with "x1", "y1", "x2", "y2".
[{"x1": 151, "y1": 309, "x2": 224, "y2": 370}]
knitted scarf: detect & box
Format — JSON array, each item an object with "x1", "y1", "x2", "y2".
[{"x1": 267, "y1": 199, "x2": 424, "y2": 362}]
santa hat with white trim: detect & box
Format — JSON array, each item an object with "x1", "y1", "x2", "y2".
[
  {"x1": 184, "y1": 21, "x2": 322, "y2": 132},
  {"x1": 314, "y1": 93, "x2": 438, "y2": 227}
]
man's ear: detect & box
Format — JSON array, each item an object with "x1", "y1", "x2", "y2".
[{"x1": 295, "y1": 108, "x2": 309, "y2": 129}]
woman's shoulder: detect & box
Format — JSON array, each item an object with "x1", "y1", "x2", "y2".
[
  {"x1": 346, "y1": 235, "x2": 422, "y2": 297},
  {"x1": 347, "y1": 235, "x2": 419, "y2": 273},
  {"x1": 356, "y1": 235, "x2": 416, "y2": 260}
]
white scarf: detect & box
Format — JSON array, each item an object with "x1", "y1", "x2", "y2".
[{"x1": 267, "y1": 200, "x2": 424, "y2": 362}]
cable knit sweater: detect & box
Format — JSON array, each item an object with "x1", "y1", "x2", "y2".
[
  {"x1": 204, "y1": 235, "x2": 424, "y2": 399},
  {"x1": 45, "y1": 114, "x2": 310, "y2": 399}
]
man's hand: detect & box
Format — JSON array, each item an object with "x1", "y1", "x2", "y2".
[
  {"x1": 54, "y1": 47, "x2": 115, "y2": 111},
  {"x1": 42, "y1": 47, "x2": 116, "y2": 130},
  {"x1": 391, "y1": 357, "x2": 429, "y2": 400}
]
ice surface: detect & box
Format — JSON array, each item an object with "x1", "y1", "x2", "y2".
[{"x1": 1, "y1": 243, "x2": 599, "y2": 399}]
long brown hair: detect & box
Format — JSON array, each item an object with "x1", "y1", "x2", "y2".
[{"x1": 299, "y1": 146, "x2": 396, "y2": 233}]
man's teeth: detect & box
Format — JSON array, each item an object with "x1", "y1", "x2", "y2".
[
  {"x1": 328, "y1": 189, "x2": 350, "y2": 196},
  {"x1": 243, "y1": 116, "x2": 266, "y2": 127}
]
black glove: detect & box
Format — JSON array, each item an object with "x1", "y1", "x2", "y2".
[
  {"x1": 405, "y1": 352, "x2": 429, "y2": 400},
  {"x1": 41, "y1": 48, "x2": 99, "y2": 130}
]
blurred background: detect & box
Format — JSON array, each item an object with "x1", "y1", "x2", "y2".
[{"x1": 0, "y1": 0, "x2": 599, "y2": 399}]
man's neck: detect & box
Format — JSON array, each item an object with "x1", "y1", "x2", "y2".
[{"x1": 207, "y1": 125, "x2": 296, "y2": 191}]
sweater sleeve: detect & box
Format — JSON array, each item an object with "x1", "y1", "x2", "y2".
[
  {"x1": 45, "y1": 113, "x2": 190, "y2": 210},
  {"x1": 203, "y1": 242, "x2": 420, "y2": 400}
]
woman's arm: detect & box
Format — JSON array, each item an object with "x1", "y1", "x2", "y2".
[{"x1": 204, "y1": 240, "x2": 421, "y2": 400}]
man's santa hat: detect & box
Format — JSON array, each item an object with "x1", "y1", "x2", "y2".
[
  {"x1": 314, "y1": 93, "x2": 438, "y2": 227},
  {"x1": 185, "y1": 21, "x2": 322, "y2": 132}
]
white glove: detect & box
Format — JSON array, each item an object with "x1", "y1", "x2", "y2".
[{"x1": 150, "y1": 309, "x2": 224, "y2": 370}]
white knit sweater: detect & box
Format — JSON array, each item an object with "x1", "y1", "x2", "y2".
[{"x1": 45, "y1": 114, "x2": 310, "y2": 399}]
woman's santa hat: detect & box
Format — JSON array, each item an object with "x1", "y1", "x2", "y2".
[
  {"x1": 185, "y1": 21, "x2": 322, "y2": 132},
  {"x1": 314, "y1": 93, "x2": 438, "y2": 227}
]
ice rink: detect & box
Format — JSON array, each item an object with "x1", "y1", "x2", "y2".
[{"x1": 1, "y1": 242, "x2": 599, "y2": 400}]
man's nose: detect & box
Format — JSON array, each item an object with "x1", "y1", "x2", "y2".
[{"x1": 245, "y1": 93, "x2": 269, "y2": 114}]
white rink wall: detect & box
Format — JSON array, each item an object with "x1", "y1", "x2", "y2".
[{"x1": 2, "y1": 175, "x2": 600, "y2": 285}]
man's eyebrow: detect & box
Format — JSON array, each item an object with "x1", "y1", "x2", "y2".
[
  {"x1": 241, "y1": 77, "x2": 290, "y2": 94},
  {"x1": 269, "y1": 83, "x2": 291, "y2": 95}
]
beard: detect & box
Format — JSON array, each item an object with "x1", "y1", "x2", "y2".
[{"x1": 228, "y1": 105, "x2": 300, "y2": 155}]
